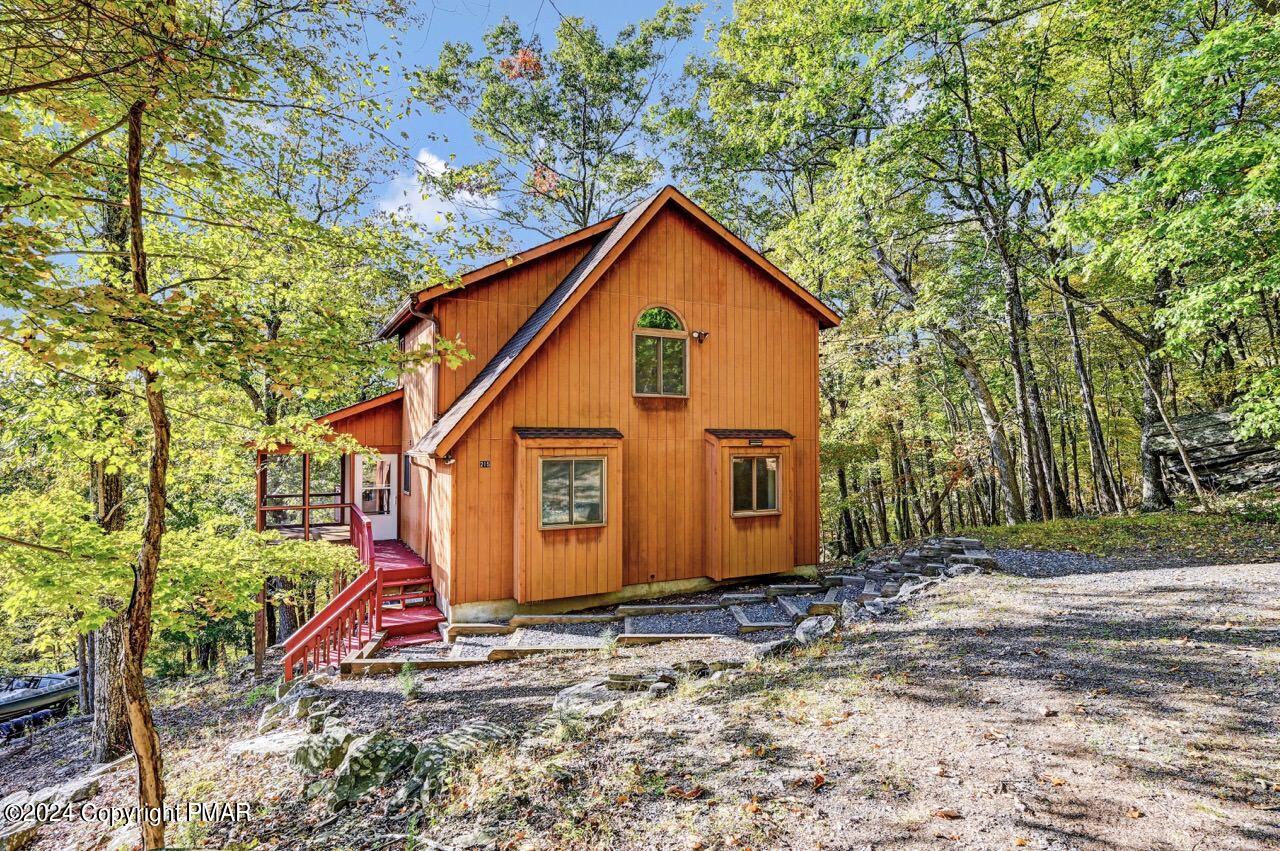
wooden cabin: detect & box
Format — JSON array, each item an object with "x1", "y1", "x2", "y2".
[{"x1": 260, "y1": 186, "x2": 838, "y2": 672}]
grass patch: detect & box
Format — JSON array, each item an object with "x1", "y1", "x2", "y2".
[
  {"x1": 241, "y1": 680, "x2": 276, "y2": 707},
  {"x1": 960, "y1": 507, "x2": 1280, "y2": 560},
  {"x1": 398, "y1": 662, "x2": 422, "y2": 699}
]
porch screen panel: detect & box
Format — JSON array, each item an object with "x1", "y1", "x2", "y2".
[
  {"x1": 262, "y1": 454, "x2": 304, "y2": 528},
  {"x1": 308, "y1": 454, "x2": 344, "y2": 526}
]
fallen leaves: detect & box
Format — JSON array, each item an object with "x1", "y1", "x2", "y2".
[
  {"x1": 934, "y1": 807, "x2": 963, "y2": 820},
  {"x1": 1127, "y1": 807, "x2": 1145, "y2": 819},
  {"x1": 665, "y1": 784, "x2": 705, "y2": 800},
  {"x1": 790, "y1": 772, "x2": 827, "y2": 791}
]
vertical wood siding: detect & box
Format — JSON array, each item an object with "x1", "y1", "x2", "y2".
[
  {"x1": 327, "y1": 401, "x2": 401, "y2": 453},
  {"x1": 513, "y1": 439, "x2": 623, "y2": 602},
  {"x1": 441, "y1": 205, "x2": 822, "y2": 606},
  {"x1": 400, "y1": 320, "x2": 436, "y2": 560},
  {"x1": 704, "y1": 439, "x2": 795, "y2": 580},
  {"x1": 435, "y1": 242, "x2": 597, "y2": 411}
]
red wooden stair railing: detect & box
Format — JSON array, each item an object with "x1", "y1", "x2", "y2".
[{"x1": 281, "y1": 506, "x2": 380, "y2": 681}]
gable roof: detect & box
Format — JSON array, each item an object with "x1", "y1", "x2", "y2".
[
  {"x1": 407, "y1": 186, "x2": 841, "y2": 459},
  {"x1": 319, "y1": 388, "x2": 403, "y2": 425},
  {"x1": 378, "y1": 214, "x2": 623, "y2": 339}
]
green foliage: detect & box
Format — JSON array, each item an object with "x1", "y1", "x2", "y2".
[
  {"x1": 411, "y1": 3, "x2": 698, "y2": 235},
  {"x1": 0, "y1": 0, "x2": 495, "y2": 681},
  {"x1": 0, "y1": 482, "x2": 360, "y2": 671},
  {"x1": 398, "y1": 662, "x2": 421, "y2": 699},
  {"x1": 667, "y1": 0, "x2": 1280, "y2": 550},
  {"x1": 962, "y1": 502, "x2": 1280, "y2": 559}
]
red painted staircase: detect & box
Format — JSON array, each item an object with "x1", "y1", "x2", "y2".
[
  {"x1": 281, "y1": 510, "x2": 445, "y2": 680},
  {"x1": 373, "y1": 543, "x2": 446, "y2": 647}
]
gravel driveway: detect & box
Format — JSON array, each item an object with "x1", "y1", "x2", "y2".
[
  {"x1": 413, "y1": 551, "x2": 1280, "y2": 851},
  {"x1": 7, "y1": 548, "x2": 1277, "y2": 851}
]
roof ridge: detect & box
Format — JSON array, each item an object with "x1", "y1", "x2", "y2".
[
  {"x1": 408, "y1": 186, "x2": 840, "y2": 459},
  {"x1": 409, "y1": 190, "x2": 662, "y2": 458}
]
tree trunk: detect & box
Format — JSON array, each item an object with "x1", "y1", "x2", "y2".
[
  {"x1": 90, "y1": 460, "x2": 129, "y2": 761},
  {"x1": 122, "y1": 98, "x2": 167, "y2": 851},
  {"x1": 1000, "y1": 267, "x2": 1050, "y2": 520},
  {"x1": 76, "y1": 634, "x2": 90, "y2": 715},
  {"x1": 90, "y1": 617, "x2": 128, "y2": 760},
  {"x1": 835, "y1": 466, "x2": 858, "y2": 556},
  {"x1": 872, "y1": 473, "x2": 890, "y2": 543},
  {"x1": 1139, "y1": 270, "x2": 1176, "y2": 512},
  {"x1": 1061, "y1": 288, "x2": 1123, "y2": 512},
  {"x1": 90, "y1": 166, "x2": 132, "y2": 764},
  {"x1": 1139, "y1": 353, "x2": 1173, "y2": 511},
  {"x1": 937, "y1": 330, "x2": 1025, "y2": 523}
]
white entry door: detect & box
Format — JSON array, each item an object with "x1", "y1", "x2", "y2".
[{"x1": 356, "y1": 453, "x2": 398, "y2": 540}]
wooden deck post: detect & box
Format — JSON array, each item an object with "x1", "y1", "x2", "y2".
[
  {"x1": 255, "y1": 450, "x2": 266, "y2": 532},
  {"x1": 302, "y1": 452, "x2": 311, "y2": 541},
  {"x1": 253, "y1": 582, "x2": 266, "y2": 679}
]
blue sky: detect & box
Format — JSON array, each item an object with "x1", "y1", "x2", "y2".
[{"x1": 371, "y1": 0, "x2": 722, "y2": 249}]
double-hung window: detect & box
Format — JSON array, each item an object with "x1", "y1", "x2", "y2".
[
  {"x1": 731, "y1": 456, "x2": 779, "y2": 515},
  {"x1": 540, "y1": 458, "x2": 606, "y2": 528}
]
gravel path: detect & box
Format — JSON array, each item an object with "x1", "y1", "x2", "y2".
[
  {"x1": 991, "y1": 547, "x2": 1193, "y2": 578},
  {"x1": 630, "y1": 608, "x2": 741, "y2": 636}
]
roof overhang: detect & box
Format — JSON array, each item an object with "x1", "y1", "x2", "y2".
[
  {"x1": 377, "y1": 214, "x2": 623, "y2": 340},
  {"x1": 406, "y1": 186, "x2": 841, "y2": 459}
]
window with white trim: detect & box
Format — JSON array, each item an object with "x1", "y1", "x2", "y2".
[
  {"x1": 731, "y1": 456, "x2": 779, "y2": 515},
  {"x1": 540, "y1": 457, "x2": 606, "y2": 528},
  {"x1": 634, "y1": 307, "x2": 687, "y2": 396}
]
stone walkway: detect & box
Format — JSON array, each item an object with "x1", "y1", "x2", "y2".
[{"x1": 365, "y1": 537, "x2": 997, "y2": 671}]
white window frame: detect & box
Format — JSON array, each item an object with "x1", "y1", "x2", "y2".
[
  {"x1": 730, "y1": 455, "x2": 781, "y2": 517},
  {"x1": 538, "y1": 456, "x2": 608, "y2": 530}
]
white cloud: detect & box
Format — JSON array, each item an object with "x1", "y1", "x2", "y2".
[{"x1": 376, "y1": 148, "x2": 489, "y2": 229}]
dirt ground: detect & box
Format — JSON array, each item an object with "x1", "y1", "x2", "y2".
[{"x1": 3, "y1": 550, "x2": 1277, "y2": 850}]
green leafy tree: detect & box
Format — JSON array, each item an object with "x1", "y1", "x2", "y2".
[
  {"x1": 411, "y1": 3, "x2": 698, "y2": 236},
  {"x1": 0, "y1": 0, "x2": 459, "y2": 845}
]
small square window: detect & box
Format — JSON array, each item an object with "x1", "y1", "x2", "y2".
[
  {"x1": 540, "y1": 458, "x2": 606, "y2": 528},
  {"x1": 731, "y1": 456, "x2": 779, "y2": 515}
]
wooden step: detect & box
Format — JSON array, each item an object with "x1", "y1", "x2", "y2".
[
  {"x1": 380, "y1": 590, "x2": 436, "y2": 603},
  {"x1": 380, "y1": 606, "x2": 446, "y2": 637},
  {"x1": 379, "y1": 566, "x2": 431, "y2": 582},
  {"x1": 381, "y1": 573, "x2": 432, "y2": 588}
]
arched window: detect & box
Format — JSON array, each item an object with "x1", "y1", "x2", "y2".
[{"x1": 634, "y1": 307, "x2": 687, "y2": 396}]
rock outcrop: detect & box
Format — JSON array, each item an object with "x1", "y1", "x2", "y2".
[{"x1": 1149, "y1": 410, "x2": 1280, "y2": 492}]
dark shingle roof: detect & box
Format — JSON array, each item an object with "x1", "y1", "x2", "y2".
[
  {"x1": 514, "y1": 427, "x2": 623, "y2": 440},
  {"x1": 705, "y1": 428, "x2": 794, "y2": 440},
  {"x1": 408, "y1": 190, "x2": 662, "y2": 457}
]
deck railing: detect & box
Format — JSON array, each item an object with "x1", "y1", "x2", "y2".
[{"x1": 281, "y1": 506, "x2": 379, "y2": 681}]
